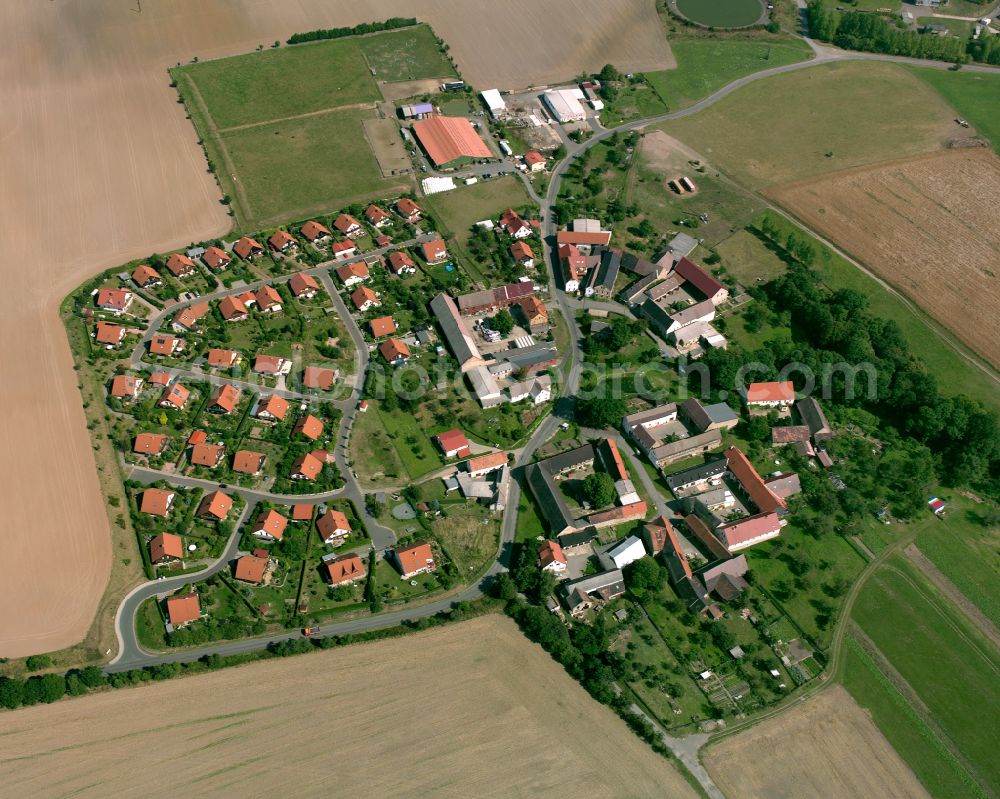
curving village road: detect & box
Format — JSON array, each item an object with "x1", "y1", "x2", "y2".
[{"x1": 109, "y1": 34, "x2": 1000, "y2": 673}]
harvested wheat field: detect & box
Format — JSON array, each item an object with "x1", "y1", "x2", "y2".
[
  {"x1": 767, "y1": 149, "x2": 1000, "y2": 369},
  {"x1": 704, "y1": 686, "x2": 931, "y2": 799},
  {"x1": 0, "y1": 0, "x2": 671, "y2": 657},
  {"x1": 0, "y1": 616, "x2": 698, "y2": 799}
]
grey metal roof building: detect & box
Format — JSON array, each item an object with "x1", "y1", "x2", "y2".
[
  {"x1": 430, "y1": 293, "x2": 485, "y2": 373},
  {"x1": 665, "y1": 458, "x2": 728, "y2": 492}
]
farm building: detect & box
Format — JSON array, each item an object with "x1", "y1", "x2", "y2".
[
  {"x1": 480, "y1": 89, "x2": 506, "y2": 118},
  {"x1": 542, "y1": 88, "x2": 587, "y2": 122},
  {"x1": 411, "y1": 115, "x2": 493, "y2": 168}
]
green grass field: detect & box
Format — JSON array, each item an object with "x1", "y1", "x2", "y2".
[
  {"x1": 661, "y1": 61, "x2": 957, "y2": 188},
  {"x1": 714, "y1": 229, "x2": 787, "y2": 285},
  {"x1": 841, "y1": 636, "x2": 988, "y2": 799},
  {"x1": 752, "y1": 210, "x2": 1000, "y2": 414},
  {"x1": 852, "y1": 561, "x2": 1000, "y2": 794},
  {"x1": 910, "y1": 67, "x2": 1000, "y2": 155},
  {"x1": 423, "y1": 177, "x2": 533, "y2": 250},
  {"x1": 675, "y1": 0, "x2": 764, "y2": 27},
  {"x1": 646, "y1": 38, "x2": 812, "y2": 110},
  {"x1": 358, "y1": 26, "x2": 457, "y2": 83},
  {"x1": 220, "y1": 107, "x2": 407, "y2": 226}
]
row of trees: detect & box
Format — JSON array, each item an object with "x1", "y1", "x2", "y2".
[
  {"x1": 287, "y1": 18, "x2": 418, "y2": 45},
  {"x1": 807, "y1": 2, "x2": 976, "y2": 63}
]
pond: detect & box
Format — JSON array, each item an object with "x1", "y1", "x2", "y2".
[{"x1": 675, "y1": 0, "x2": 764, "y2": 28}]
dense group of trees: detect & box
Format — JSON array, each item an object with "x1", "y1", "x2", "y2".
[
  {"x1": 807, "y1": 2, "x2": 982, "y2": 63},
  {"x1": 287, "y1": 18, "x2": 417, "y2": 45}
]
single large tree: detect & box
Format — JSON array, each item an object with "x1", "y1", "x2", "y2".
[{"x1": 582, "y1": 472, "x2": 616, "y2": 509}]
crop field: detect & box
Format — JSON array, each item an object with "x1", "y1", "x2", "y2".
[
  {"x1": 704, "y1": 685, "x2": 930, "y2": 799},
  {"x1": 852, "y1": 560, "x2": 1000, "y2": 795},
  {"x1": 766, "y1": 149, "x2": 1000, "y2": 370},
  {"x1": 646, "y1": 38, "x2": 812, "y2": 111},
  {"x1": 0, "y1": 616, "x2": 698, "y2": 799},
  {"x1": 661, "y1": 62, "x2": 960, "y2": 188}
]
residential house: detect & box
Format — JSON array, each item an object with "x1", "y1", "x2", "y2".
[
  {"x1": 508, "y1": 375, "x2": 552, "y2": 405},
  {"x1": 421, "y1": 238, "x2": 448, "y2": 265},
  {"x1": 365, "y1": 204, "x2": 391, "y2": 228},
  {"x1": 110, "y1": 374, "x2": 144, "y2": 400},
  {"x1": 316, "y1": 509, "x2": 351, "y2": 545},
  {"x1": 252, "y1": 509, "x2": 288, "y2": 541},
  {"x1": 665, "y1": 459, "x2": 728, "y2": 496},
  {"x1": 560, "y1": 243, "x2": 585, "y2": 292},
  {"x1": 158, "y1": 383, "x2": 190, "y2": 410},
  {"x1": 369, "y1": 315, "x2": 397, "y2": 337},
  {"x1": 380, "y1": 337, "x2": 411, "y2": 366},
  {"x1": 206, "y1": 348, "x2": 239, "y2": 369},
  {"x1": 95, "y1": 321, "x2": 126, "y2": 346},
  {"x1": 350, "y1": 286, "x2": 380, "y2": 312},
  {"x1": 538, "y1": 540, "x2": 567, "y2": 574},
  {"x1": 511, "y1": 240, "x2": 535, "y2": 269},
  {"x1": 293, "y1": 414, "x2": 324, "y2": 441},
  {"x1": 233, "y1": 236, "x2": 265, "y2": 261},
  {"x1": 133, "y1": 432, "x2": 168, "y2": 456},
  {"x1": 150, "y1": 532, "x2": 183, "y2": 565},
  {"x1": 745, "y1": 381, "x2": 795, "y2": 409},
  {"x1": 517, "y1": 294, "x2": 548, "y2": 335},
  {"x1": 334, "y1": 213, "x2": 365, "y2": 238},
  {"x1": 700, "y1": 556, "x2": 750, "y2": 601},
  {"x1": 234, "y1": 555, "x2": 268, "y2": 585},
  {"x1": 640, "y1": 516, "x2": 672, "y2": 555},
  {"x1": 387, "y1": 251, "x2": 416, "y2": 275},
  {"x1": 724, "y1": 446, "x2": 788, "y2": 516},
  {"x1": 148, "y1": 372, "x2": 171, "y2": 387},
  {"x1": 253, "y1": 354, "x2": 287, "y2": 375},
  {"x1": 302, "y1": 366, "x2": 336, "y2": 391},
  {"x1": 436, "y1": 429, "x2": 471, "y2": 459},
  {"x1": 202, "y1": 246, "x2": 232, "y2": 270},
  {"x1": 523, "y1": 151, "x2": 546, "y2": 172},
  {"x1": 172, "y1": 301, "x2": 210, "y2": 332},
  {"x1": 256, "y1": 394, "x2": 289, "y2": 422},
  {"x1": 140, "y1": 488, "x2": 176, "y2": 517},
  {"x1": 96, "y1": 288, "x2": 133, "y2": 315},
  {"x1": 292, "y1": 504, "x2": 314, "y2": 523},
  {"x1": 291, "y1": 452, "x2": 324, "y2": 480},
  {"x1": 499, "y1": 208, "x2": 532, "y2": 239},
  {"x1": 646, "y1": 430, "x2": 723, "y2": 469},
  {"x1": 190, "y1": 442, "x2": 225, "y2": 468},
  {"x1": 555, "y1": 229, "x2": 612, "y2": 255},
  {"x1": 715, "y1": 512, "x2": 782, "y2": 553},
  {"x1": 559, "y1": 570, "x2": 625, "y2": 617},
  {"x1": 672, "y1": 257, "x2": 728, "y2": 305},
  {"x1": 301, "y1": 220, "x2": 332, "y2": 243},
  {"x1": 219, "y1": 295, "x2": 248, "y2": 322},
  {"x1": 268, "y1": 230, "x2": 297, "y2": 253},
  {"x1": 336, "y1": 262, "x2": 369, "y2": 287},
  {"x1": 208, "y1": 383, "x2": 240, "y2": 414},
  {"x1": 289, "y1": 272, "x2": 320, "y2": 299},
  {"x1": 132, "y1": 264, "x2": 162, "y2": 288},
  {"x1": 464, "y1": 451, "x2": 508, "y2": 477},
  {"x1": 391, "y1": 541, "x2": 436, "y2": 579},
  {"x1": 233, "y1": 449, "x2": 266, "y2": 476},
  {"x1": 166, "y1": 253, "x2": 197, "y2": 278},
  {"x1": 165, "y1": 592, "x2": 201, "y2": 627},
  {"x1": 255, "y1": 285, "x2": 283, "y2": 314},
  {"x1": 331, "y1": 240, "x2": 358, "y2": 261},
  {"x1": 326, "y1": 553, "x2": 367, "y2": 586},
  {"x1": 197, "y1": 490, "x2": 232, "y2": 521},
  {"x1": 396, "y1": 197, "x2": 422, "y2": 223}
]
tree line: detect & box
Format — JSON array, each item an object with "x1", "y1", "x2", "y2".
[{"x1": 287, "y1": 18, "x2": 418, "y2": 45}]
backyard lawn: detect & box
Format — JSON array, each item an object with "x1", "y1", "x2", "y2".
[{"x1": 423, "y1": 177, "x2": 535, "y2": 251}]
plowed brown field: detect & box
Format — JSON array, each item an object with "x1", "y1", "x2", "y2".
[
  {"x1": 704, "y1": 686, "x2": 931, "y2": 799},
  {"x1": 0, "y1": 616, "x2": 699, "y2": 799},
  {"x1": 0, "y1": 0, "x2": 671, "y2": 657},
  {"x1": 767, "y1": 149, "x2": 1000, "y2": 369}
]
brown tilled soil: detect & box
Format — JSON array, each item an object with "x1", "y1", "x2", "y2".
[
  {"x1": 704, "y1": 685, "x2": 931, "y2": 799},
  {"x1": 0, "y1": 0, "x2": 671, "y2": 657},
  {"x1": 0, "y1": 616, "x2": 699, "y2": 799},
  {"x1": 767, "y1": 149, "x2": 1000, "y2": 370}
]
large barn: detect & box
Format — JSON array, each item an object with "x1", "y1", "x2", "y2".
[{"x1": 412, "y1": 115, "x2": 493, "y2": 167}]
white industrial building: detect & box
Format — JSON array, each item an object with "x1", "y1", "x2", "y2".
[
  {"x1": 542, "y1": 88, "x2": 587, "y2": 122},
  {"x1": 481, "y1": 89, "x2": 507, "y2": 118},
  {"x1": 599, "y1": 536, "x2": 647, "y2": 571}
]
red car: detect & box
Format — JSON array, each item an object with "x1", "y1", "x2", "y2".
[{"x1": 302, "y1": 627, "x2": 320, "y2": 637}]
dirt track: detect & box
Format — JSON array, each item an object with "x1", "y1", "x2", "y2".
[
  {"x1": 766, "y1": 149, "x2": 1000, "y2": 370},
  {"x1": 704, "y1": 686, "x2": 931, "y2": 799},
  {"x1": 0, "y1": 616, "x2": 698, "y2": 798},
  {"x1": 0, "y1": 0, "x2": 671, "y2": 657}
]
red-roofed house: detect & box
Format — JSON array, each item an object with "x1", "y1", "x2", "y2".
[
  {"x1": 166, "y1": 253, "x2": 197, "y2": 278},
  {"x1": 435, "y1": 429, "x2": 471, "y2": 459},
  {"x1": 149, "y1": 334, "x2": 184, "y2": 357},
  {"x1": 334, "y1": 213, "x2": 365, "y2": 238},
  {"x1": 197, "y1": 491, "x2": 232, "y2": 521},
  {"x1": 326, "y1": 553, "x2": 367, "y2": 586},
  {"x1": 132, "y1": 264, "x2": 162, "y2": 288},
  {"x1": 336, "y1": 262, "x2": 369, "y2": 287},
  {"x1": 150, "y1": 532, "x2": 184, "y2": 564},
  {"x1": 379, "y1": 337, "x2": 411, "y2": 366},
  {"x1": 369, "y1": 316, "x2": 397, "y2": 337},
  {"x1": 159, "y1": 383, "x2": 190, "y2": 410},
  {"x1": 716, "y1": 512, "x2": 782, "y2": 553},
  {"x1": 672, "y1": 257, "x2": 728, "y2": 305},
  {"x1": 148, "y1": 371, "x2": 172, "y2": 386},
  {"x1": 391, "y1": 541, "x2": 436, "y2": 578},
  {"x1": 641, "y1": 516, "x2": 672, "y2": 556},
  {"x1": 724, "y1": 446, "x2": 787, "y2": 516},
  {"x1": 292, "y1": 504, "x2": 314, "y2": 522},
  {"x1": 207, "y1": 348, "x2": 239, "y2": 369},
  {"x1": 332, "y1": 240, "x2": 358, "y2": 261},
  {"x1": 233, "y1": 450, "x2": 266, "y2": 476},
  {"x1": 234, "y1": 555, "x2": 268, "y2": 584},
  {"x1": 421, "y1": 238, "x2": 448, "y2": 264},
  {"x1": 538, "y1": 540, "x2": 567, "y2": 573},
  {"x1": 140, "y1": 488, "x2": 176, "y2": 517},
  {"x1": 253, "y1": 354, "x2": 287, "y2": 375},
  {"x1": 499, "y1": 209, "x2": 532, "y2": 239},
  {"x1": 202, "y1": 246, "x2": 232, "y2": 271},
  {"x1": 301, "y1": 220, "x2": 332, "y2": 243},
  {"x1": 133, "y1": 433, "x2": 168, "y2": 456},
  {"x1": 291, "y1": 452, "x2": 324, "y2": 481},
  {"x1": 252, "y1": 509, "x2": 288, "y2": 541},
  {"x1": 256, "y1": 394, "x2": 289, "y2": 422},
  {"x1": 289, "y1": 272, "x2": 320, "y2": 299},
  {"x1": 302, "y1": 366, "x2": 336, "y2": 391},
  {"x1": 387, "y1": 251, "x2": 416, "y2": 275},
  {"x1": 255, "y1": 285, "x2": 283, "y2": 314},
  {"x1": 219, "y1": 295, "x2": 248, "y2": 322},
  {"x1": 111, "y1": 374, "x2": 143, "y2": 400},
  {"x1": 511, "y1": 240, "x2": 535, "y2": 268},
  {"x1": 366, "y1": 204, "x2": 391, "y2": 228},
  {"x1": 190, "y1": 442, "x2": 225, "y2": 468},
  {"x1": 269, "y1": 230, "x2": 297, "y2": 253},
  {"x1": 95, "y1": 321, "x2": 126, "y2": 346},
  {"x1": 293, "y1": 414, "x2": 324, "y2": 441},
  {"x1": 465, "y1": 451, "x2": 508, "y2": 477},
  {"x1": 233, "y1": 237, "x2": 264, "y2": 260},
  {"x1": 745, "y1": 381, "x2": 795, "y2": 408},
  {"x1": 172, "y1": 301, "x2": 210, "y2": 332},
  {"x1": 97, "y1": 288, "x2": 133, "y2": 315},
  {"x1": 523, "y1": 151, "x2": 546, "y2": 172},
  {"x1": 316, "y1": 509, "x2": 351, "y2": 545},
  {"x1": 396, "y1": 197, "x2": 422, "y2": 223},
  {"x1": 165, "y1": 592, "x2": 201, "y2": 627},
  {"x1": 350, "y1": 286, "x2": 380, "y2": 312},
  {"x1": 208, "y1": 383, "x2": 240, "y2": 414}
]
